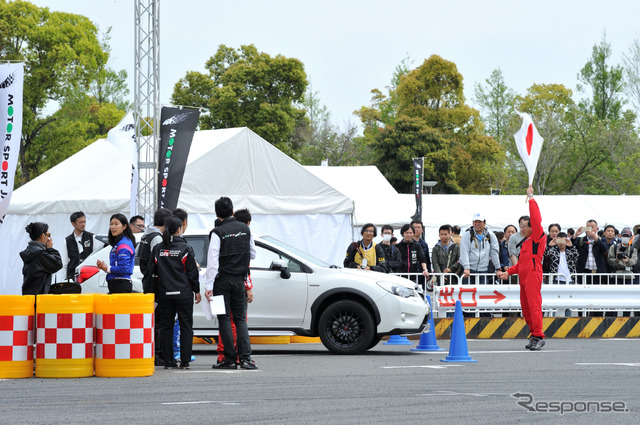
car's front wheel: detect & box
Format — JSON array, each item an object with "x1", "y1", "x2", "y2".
[{"x1": 318, "y1": 300, "x2": 375, "y2": 355}]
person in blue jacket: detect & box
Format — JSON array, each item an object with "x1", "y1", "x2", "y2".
[{"x1": 97, "y1": 213, "x2": 135, "y2": 294}]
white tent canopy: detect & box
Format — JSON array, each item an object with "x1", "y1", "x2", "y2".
[
  {"x1": 305, "y1": 165, "x2": 640, "y2": 246},
  {"x1": 0, "y1": 128, "x2": 353, "y2": 295}
]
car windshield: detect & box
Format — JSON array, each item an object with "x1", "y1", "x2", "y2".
[{"x1": 260, "y1": 236, "x2": 330, "y2": 268}]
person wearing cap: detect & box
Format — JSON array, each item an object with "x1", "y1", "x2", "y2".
[
  {"x1": 607, "y1": 227, "x2": 637, "y2": 286},
  {"x1": 497, "y1": 186, "x2": 547, "y2": 351},
  {"x1": 459, "y1": 212, "x2": 501, "y2": 285}
]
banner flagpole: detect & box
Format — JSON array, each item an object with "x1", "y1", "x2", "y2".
[{"x1": 0, "y1": 63, "x2": 24, "y2": 228}]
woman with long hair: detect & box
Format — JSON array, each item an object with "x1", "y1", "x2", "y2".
[
  {"x1": 97, "y1": 213, "x2": 135, "y2": 294},
  {"x1": 395, "y1": 223, "x2": 429, "y2": 285},
  {"x1": 147, "y1": 216, "x2": 201, "y2": 369},
  {"x1": 20, "y1": 222, "x2": 63, "y2": 295}
]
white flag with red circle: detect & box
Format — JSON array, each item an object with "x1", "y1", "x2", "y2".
[{"x1": 513, "y1": 110, "x2": 544, "y2": 185}]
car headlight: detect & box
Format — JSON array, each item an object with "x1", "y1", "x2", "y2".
[{"x1": 376, "y1": 281, "x2": 415, "y2": 298}]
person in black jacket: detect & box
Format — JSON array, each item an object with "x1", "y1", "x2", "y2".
[
  {"x1": 147, "y1": 216, "x2": 201, "y2": 369},
  {"x1": 343, "y1": 223, "x2": 387, "y2": 272},
  {"x1": 379, "y1": 225, "x2": 401, "y2": 273},
  {"x1": 20, "y1": 222, "x2": 63, "y2": 295},
  {"x1": 395, "y1": 223, "x2": 429, "y2": 286}
]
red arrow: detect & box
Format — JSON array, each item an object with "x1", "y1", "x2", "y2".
[{"x1": 479, "y1": 290, "x2": 506, "y2": 304}]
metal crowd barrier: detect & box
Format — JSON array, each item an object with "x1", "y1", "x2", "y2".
[{"x1": 391, "y1": 272, "x2": 640, "y2": 318}]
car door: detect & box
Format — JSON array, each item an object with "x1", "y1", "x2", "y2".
[{"x1": 248, "y1": 242, "x2": 309, "y2": 327}]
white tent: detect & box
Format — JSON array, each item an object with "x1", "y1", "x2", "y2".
[
  {"x1": 0, "y1": 128, "x2": 353, "y2": 295},
  {"x1": 305, "y1": 165, "x2": 640, "y2": 248}
]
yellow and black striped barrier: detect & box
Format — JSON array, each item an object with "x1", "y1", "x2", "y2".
[{"x1": 434, "y1": 317, "x2": 640, "y2": 339}]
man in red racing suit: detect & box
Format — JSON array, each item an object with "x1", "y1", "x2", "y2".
[{"x1": 498, "y1": 186, "x2": 547, "y2": 351}]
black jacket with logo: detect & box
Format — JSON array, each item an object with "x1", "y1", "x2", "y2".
[
  {"x1": 213, "y1": 217, "x2": 251, "y2": 276},
  {"x1": 395, "y1": 240, "x2": 426, "y2": 275},
  {"x1": 147, "y1": 236, "x2": 199, "y2": 300},
  {"x1": 65, "y1": 231, "x2": 95, "y2": 280},
  {"x1": 20, "y1": 241, "x2": 63, "y2": 295}
]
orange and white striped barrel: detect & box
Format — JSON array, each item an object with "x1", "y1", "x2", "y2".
[
  {"x1": 0, "y1": 295, "x2": 35, "y2": 379},
  {"x1": 94, "y1": 294, "x2": 154, "y2": 377},
  {"x1": 34, "y1": 294, "x2": 95, "y2": 378}
]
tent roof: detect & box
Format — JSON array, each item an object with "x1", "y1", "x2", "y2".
[
  {"x1": 179, "y1": 128, "x2": 353, "y2": 214},
  {"x1": 9, "y1": 127, "x2": 353, "y2": 216},
  {"x1": 9, "y1": 138, "x2": 130, "y2": 214}
]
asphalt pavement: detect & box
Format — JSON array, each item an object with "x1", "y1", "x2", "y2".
[{"x1": 1, "y1": 338, "x2": 638, "y2": 424}]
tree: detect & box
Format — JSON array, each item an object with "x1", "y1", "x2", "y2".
[
  {"x1": 171, "y1": 44, "x2": 308, "y2": 156},
  {"x1": 0, "y1": 1, "x2": 114, "y2": 184},
  {"x1": 474, "y1": 68, "x2": 516, "y2": 146},
  {"x1": 623, "y1": 38, "x2": 640, "y2": 118},
  {"x1": 577, "y1": 34, "x2": 625, "y2": 121},
  {"x1": 373, "y1": 116, "x2": 459, "y2": 193},
  {"x1": 295, "y1": 88, "x2": 362, "y2": 166},
  {"x1": 394, "y1": 55, "x2": 505, "y2": 193}
]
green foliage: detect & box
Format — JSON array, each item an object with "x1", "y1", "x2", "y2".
[
  {"x1": 474, "y1": 68, "x2": 516, "y2": 146},
  {"x1": 295, "y1": 88, "x2": 362, "y2": 166},
  {"x1": 358, "y1": 55, "x2": 505, "y2": 194},
  {"x1": 577, "y1": 34, "x2": 625, "y2": 121},
  {"x1": 0, "y1": 0, "x2": 127, "y2": 185},
  {"x1": 373, "y1": 116, "x2": 459, "y2": 193},
  {"x1": 171, "y1": 44, "x2": 308, "y2": 156}
]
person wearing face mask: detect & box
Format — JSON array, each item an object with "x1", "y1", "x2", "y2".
[
  {"x1": 497, "y1": 186, "x2": 547, "y2": 351},
  {"x1": 343, "y1": 223, "x2": 387, "y2": 272},
  {"x1": 607, "y1": 227, "x2": 637, "y2": 285},
  {"x1": 379, "y1": 225, "x2": 401, "y2": 273}
]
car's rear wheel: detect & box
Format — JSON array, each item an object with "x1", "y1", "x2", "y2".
[{"x1": 318, "y1": 300, "x2": 375, "y2": 355}]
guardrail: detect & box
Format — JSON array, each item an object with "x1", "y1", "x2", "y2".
[{"x1": 390, "y1": 272, "x2": 640, "y2": 318}]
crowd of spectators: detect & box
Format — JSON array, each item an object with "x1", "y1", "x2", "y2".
[{"x1": 344, "y1": 218, "x2": 640, "y2": 286}]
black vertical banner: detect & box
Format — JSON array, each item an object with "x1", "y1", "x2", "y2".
[
  {"x1": 157, "y1": 107, "x2": 200, "y2": 211},
  {"x1": 410, "y1": 157, "x2": 423, "y2": 222}
]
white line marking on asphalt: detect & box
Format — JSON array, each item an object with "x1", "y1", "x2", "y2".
[
  {"x1": 467, "y1": 350, "x2": 574, "y2": 354},
  {"x1": 175, "y1": 370, "x2": 264, "y2": 374},
  {"x1": 418, "y1": 391, "x2": 509, "y2": 397},
  {"x1": 161, "y1": 401, "x2": 241, "y2": 405},
  {"x1": 382, "y1": 365, "x2": 464, "y2": 369},
  {"x1": 575, "y1": 363, "x2": 640, "y2": 367}
]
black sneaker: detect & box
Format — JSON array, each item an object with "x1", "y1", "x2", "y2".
[
  {"x1": 239, "y1": 359, "x2": 258, "y2": 370},
  {"x1": 179, "y1": 362, "x2": 190, "y2": 370},
  {"x1": 525, "y1": 337, "x2": 535, "y2": 350},
  {"x1": 529, "y1": 337, "x2": 545, "y2": 351},
  {"x1": 164, "y1": 363, "x2": 178, "y2": 369},
  {"x1": 212, "y1": 361, "x2": 237, "y2": 370}
]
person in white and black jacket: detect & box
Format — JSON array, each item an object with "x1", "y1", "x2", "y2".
[{"x1": 147, "y1": 216, "x2": 201, "y2": 370}]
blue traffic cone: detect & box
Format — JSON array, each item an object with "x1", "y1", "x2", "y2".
[
  {"x1": 384, "y1": 335, "x2": 414, "y2": 345},
  {"x1": 412, "y1": 295, "x2": 444, "y2": 352},
  {"x1": 440, "y1": 300, "x2": 476, "y2": 363}
]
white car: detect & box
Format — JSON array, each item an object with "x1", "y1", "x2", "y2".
[{"x1": 76, "y1": 232, "x2": 429, "y2": 354}]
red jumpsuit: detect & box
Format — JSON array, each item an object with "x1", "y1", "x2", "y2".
[{"x1": 507, "y1": 198, "x2": 546, "y2": 338}]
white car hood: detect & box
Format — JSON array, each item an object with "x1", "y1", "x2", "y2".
[{"x1": 337, "y1": 268, "x2": 417, "y2": 289}]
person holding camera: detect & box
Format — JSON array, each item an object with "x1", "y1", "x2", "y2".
[
  {"x1": 544, "y1": 232, "x2": 579, "y2": 284},
  {"x1": 20, "y1": 222, "x2": 63, "y2": 295},
  {"x1": 607, "y1": 227, "x2": 637, "y2": 285}
]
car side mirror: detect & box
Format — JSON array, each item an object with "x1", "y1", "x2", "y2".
[{"x1": 270, "y1": 259, "x2": 291, "y2": 279}]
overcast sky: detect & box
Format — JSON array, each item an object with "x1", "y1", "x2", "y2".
[{"x1": 31, "y1": 0, "x2": 640, "y2": 128}]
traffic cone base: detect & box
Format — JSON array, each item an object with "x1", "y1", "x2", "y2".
[
  {"x1": 384, "y1": 335, "x2": 414, "y2": 345},
  {"x1": 412, "y1": 295, "x2": 444, "y2": 352}
]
